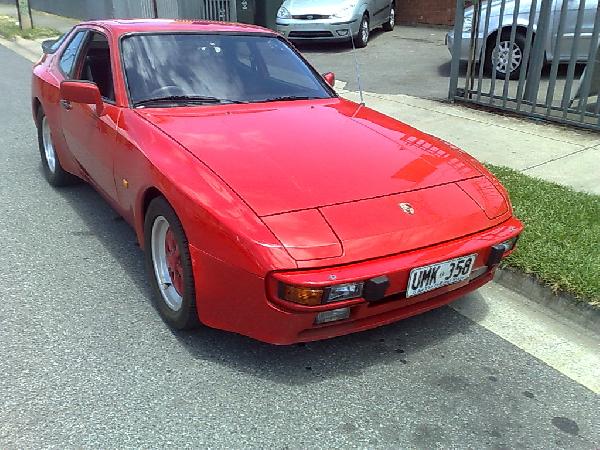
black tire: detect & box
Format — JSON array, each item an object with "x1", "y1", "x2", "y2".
[
  {"x1": 36, "y1": 107, "x2": 78, "y2": 186},
  {"x1": 355, "y1": 14, "x2": 369, "y2": 48},
  {"x1": 144, "y1": 196, "x2": 200, "y2": 330},
  {"x1": 382, "y1": 2, "x2": 395, "y2": 32},
  {"x1": 485, "y1": 30, "x2": 526, "y2": 80}
]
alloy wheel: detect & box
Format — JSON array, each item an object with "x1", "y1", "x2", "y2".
[
  {"x1": 492, "y1": 40, "x2": 523, "y2": 76},
  {"x1": 151, "y1": 215, "x2": 184, "y2": 311},
  {"x1": 41, "y1": 116, "x2": 56, "y2": 173},
  {"x1": 361, "y1": 18, "x2": 369, "y2": 44}
]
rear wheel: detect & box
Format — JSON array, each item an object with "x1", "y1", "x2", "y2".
[
  {"x1": 36, "y1": 108, "x2": 77, "y2": 186},
  {"x1": 144, "y1": 197, "x2": 199, "y2": 330},
  {"x1": 355, "y1": 14, "x2": 370, "y2": 48},
  {"x1": 382, "y1": 3, "x2": 395, "y2": 32},
  {"x1": 485, "y1": 31, "x2": 526, "y2": 80}
]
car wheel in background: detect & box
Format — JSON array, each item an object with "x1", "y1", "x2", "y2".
[
  {"x1": 355, "y1": 14, "x2": 370, "y2": 48},
  {"x1": 486, "y1": 30, "x2": 526, "y2": 80},
  {"x1": 382, "y1": 2, "x2": 395, "y2": 32},
  {"x1": 145, "y1": 196, "x2": 200, "y2": 330},
  {"x1": 36, "y1": 107, "x2": 78, "y2": 186}
]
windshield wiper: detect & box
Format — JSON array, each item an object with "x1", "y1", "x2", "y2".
[
  {"x1": 257, "y1": 96, "x2": 321, "y2": 103},
  {"x1": 134, "y1": 95, "x2": 247, "y2": 107}
]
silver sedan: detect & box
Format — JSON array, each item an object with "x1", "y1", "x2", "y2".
[
  {"x1": 447, "y1": 0, "x2": 599, "y2": 79},
  {"x1": 277, "y1": 0, "x2": 396, "y2": 48}
]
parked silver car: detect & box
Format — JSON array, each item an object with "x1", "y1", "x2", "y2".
[
  {"x1": 447, "y1": 0, "x2": 599, "y2": 78},
  {"x1": 277, "y1": 0, "x2": 396, "y2": 48}
]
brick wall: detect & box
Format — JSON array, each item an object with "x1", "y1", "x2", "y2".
[{"x1": 395, "y1": 0, "x2": 457, "y2": 27}]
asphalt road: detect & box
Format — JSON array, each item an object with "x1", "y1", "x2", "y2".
[{"x1": 1, "y1": 44, "x2": 599, "y2": 448}]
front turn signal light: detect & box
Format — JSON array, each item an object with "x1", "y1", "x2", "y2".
[{"x1": 279, "y1": 284, "x2": 324, "y2": 306}]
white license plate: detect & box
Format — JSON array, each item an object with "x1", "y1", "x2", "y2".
[{"x1": 406, "y1": 254, "x2": 477, "y2": 298}]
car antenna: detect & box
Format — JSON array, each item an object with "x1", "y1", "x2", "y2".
[{"x1": 349, "y1": 27, "x2": 365, "y2": 107}]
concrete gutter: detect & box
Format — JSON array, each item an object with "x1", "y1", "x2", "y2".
[
  {"x1": 495, "y1": 268, "x2": 600, "y2": 334},
  {"x1": 0, "y1": 36, "x2": 48, "y2": 63}
]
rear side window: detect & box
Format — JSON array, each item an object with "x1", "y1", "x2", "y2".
[
  {"x1": 47, "y1": 28, "x2": 72, "y2": 53},
  {"x1": 59, "y1": 30, "x2": 87, "y2": 77}
]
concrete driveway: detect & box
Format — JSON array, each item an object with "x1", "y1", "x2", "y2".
[{"x1": 299, "y1": 25, "x2": 454, "y2": 99}]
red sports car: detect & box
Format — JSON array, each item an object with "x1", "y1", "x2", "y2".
[{"x1": 32, "y1": 19, "x2": 522, "y2": 344}]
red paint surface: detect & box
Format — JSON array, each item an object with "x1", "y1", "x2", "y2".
[{"x1": 32, "y1": 19, "x2": 523, "y2": 344}]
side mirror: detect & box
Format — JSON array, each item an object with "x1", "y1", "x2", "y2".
[
  {"x1": 323, "y1": 72, "x2": 335, "y2": 87},
  {"x1": 60, "y1": 81, "x2": 104, "y2": 115},
  {"x1": 41, "y1": 39, "x2": 58, "y2": 54}
]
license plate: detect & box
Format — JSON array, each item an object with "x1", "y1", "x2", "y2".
[{"x1": 406, "y1": 254, "x2": 477, "y2": 298}]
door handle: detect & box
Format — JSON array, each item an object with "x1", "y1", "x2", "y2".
[{"x1": 60, "y1": 99, "x2": 72, "y2": 111}]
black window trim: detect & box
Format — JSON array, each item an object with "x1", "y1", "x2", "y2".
[
  {"x1": 117, "y1": 30, "x2": 338, "y2": 108},
  {"x1": 76, "y1": 28, "x2": 117, "y2": 105},
  {"x1": 57, "y1": 26, "x2": 117, "y2": 106},
  {"x1": 57, "y1": 27, "x2": 90, "y2": 79}
]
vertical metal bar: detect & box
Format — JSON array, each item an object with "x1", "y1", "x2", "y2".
[
  {"x1": 578, "y1": 8, "x2": 600, "y2": 121},
  {"x1": 448, "y1": 0, "x2": 465, "y2": 101},
  {"x1": 476, "y1": 0, "x2": 494, "y2": 102},
  {"x1": 27, "y1": 0, "x2": 33, "y2": 28},
  {"x1": 502, "y1": 0, "x2": 522, "y2": 108},
  {"x1": 524, "y1": 0, "x2": 553, "y2": 110},
  {"x1": 516, "y1": 0, "x2": 538, "y2": 111},
  {"x1": 14, "y1": 0, "x2": 22, "y2": 30},
  {"x1": 152, "y1": 0, "x2": 158, "y2": 18},
  {"x1": 561, "y1": 0, "x2": 587, "y2": 115},
  {"x1": 545, "y1": 0, "x2": 571, "y2": 115},
  {"x1": 465, "y1": 1, "x2": 482, "y2": 97},
  {"x1": 489, "y1": 0, "x2": 508, "y2": 105},
  {"x1": 230, "y1": 0, "x2": 237, "y2": 21}
]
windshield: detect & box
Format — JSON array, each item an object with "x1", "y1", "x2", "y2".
[{"x1": 121, "y1": 33, "x2": 333, "y2": 106}]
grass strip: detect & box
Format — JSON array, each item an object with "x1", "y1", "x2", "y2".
[
  {"x1": 0, "y1": 15, "x2": 59, "y2": 40},
  {"x1": 488, "y1": 164, "x2": 600, "y2": 308}
]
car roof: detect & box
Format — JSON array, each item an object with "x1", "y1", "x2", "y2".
[{"x1": 79, "y1": 19, "x2": 276, "y2": 37}]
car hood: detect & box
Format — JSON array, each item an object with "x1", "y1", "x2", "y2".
[
  {"x1": 137, "y1": 98, "x2": 485, "y2": 218},
  {"x1": 283, "y1": 0, "x2": 356, "y2": 14}
]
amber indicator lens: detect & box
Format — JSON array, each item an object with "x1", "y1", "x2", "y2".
[{"x1": 279, "y1": 284, "x2": 324, "y2": 306}]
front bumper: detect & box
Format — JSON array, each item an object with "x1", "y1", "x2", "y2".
[
  {"x1": 277, "y1": 18, "x2": 360, "y2": 42},
  {"x1": 191, "y1": 216, "x2": 522, "y2": 345},
  {"x1": 446, "y1": 31, "x2": 483, "y2": 62}
]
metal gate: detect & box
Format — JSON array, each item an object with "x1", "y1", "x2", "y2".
[
  {"x1": 448, "y1": 0, "x2": 600, "y2": 131},
  {"x1": 201, "y1": 0, "x2": 236, "y2": 21},
  {"x1": 113, "y1": 0, "x2": 237, "y2": 22}
]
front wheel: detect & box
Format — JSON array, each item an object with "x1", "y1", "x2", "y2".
[
  {"x1": 144, "y1": 196, "x2": 199, "y2": 330},
  {"x1": 355, "y1": 14, "x2": 370, "y2": 48},
  {"x1": 382, "y1": 3, "x2": 395, "y2": 31},
  {"x1": 485, "y1": 31, "x2": 526, "y2": 80}
]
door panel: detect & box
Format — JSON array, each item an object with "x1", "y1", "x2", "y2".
[
  {"x1": 60, "y1": 102, "x2": 120, "y2": 201},
  {"x1": 554, "y1": 0, "x2": 599, "y2": 61},
  {"x1": 58, "y1": 29, "x2": 121, "y2": 203},
  {"x1": 373, "y1": 0, "x2": 389, "y2": 25}
]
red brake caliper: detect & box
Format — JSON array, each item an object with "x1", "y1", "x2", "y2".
[{"x1": 164, "y1": 227, "x2": 184, "y2": 295}]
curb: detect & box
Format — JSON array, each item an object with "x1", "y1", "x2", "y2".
[
  {"x1": 0, "y1": 36, "x2": 41, "y2": 62},
  {"x1": 495, "y1": 267, "x2": 600, "y2": 333}
]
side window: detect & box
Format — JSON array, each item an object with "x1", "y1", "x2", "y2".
[
  {"x1": 75, "y1": 32, "x2": 116, "y2": 102},
  {"x1": 59, "y1": 30, "x2": 87, "y2": 77}
]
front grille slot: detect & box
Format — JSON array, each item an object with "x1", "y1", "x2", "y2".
[
  {"x1": 292, "y1": 14, "x2": 330, "y2": 20},
  {"x1": 289, "y1": 31, "x2": 334, "y2": 38}
]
